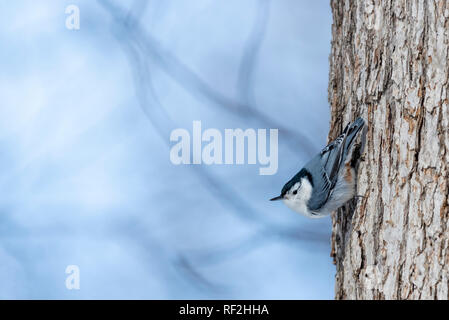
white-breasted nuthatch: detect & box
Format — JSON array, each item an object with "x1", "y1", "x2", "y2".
[{"x1": 270, "y1": 117, "x2": 366, "y2": 218}]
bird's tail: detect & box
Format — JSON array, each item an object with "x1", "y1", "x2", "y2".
[{"x1": 343, "y1": 117, "x2": 366, "y2": 165}]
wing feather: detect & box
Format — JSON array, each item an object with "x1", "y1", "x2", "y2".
[
  {"x1": 306, "y1": 126, "x2": 350, "y2": 211},
  {"x1": 306, "y1": 119, "x2": 365, "y2": 212}
]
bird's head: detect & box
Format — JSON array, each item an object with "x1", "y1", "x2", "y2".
[{"x1": 270, "y1": 168, "x2": 314, "y2": 215}]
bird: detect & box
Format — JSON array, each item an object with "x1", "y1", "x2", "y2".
[{"x1": 270, "y1": 117, "x2": 366, "y2": 218}]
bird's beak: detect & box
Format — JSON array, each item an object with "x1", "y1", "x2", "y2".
[{"x1": 270, "y1": 195, "x2": 283, "y2": 201}]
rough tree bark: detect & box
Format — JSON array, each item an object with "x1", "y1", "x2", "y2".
[{"x1": 328, "y1": 0, "x2": 449, "y2": 299}]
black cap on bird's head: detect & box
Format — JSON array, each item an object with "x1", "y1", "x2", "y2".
[
  {"x1": 269, "y1": 179, "x2": 292, "y2": 201},
  {"x1": 270, "y1": 168, "x2": 313, "y2": 201}
]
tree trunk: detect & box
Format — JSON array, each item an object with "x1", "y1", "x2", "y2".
[{"x1": 328, "y1": 0, "x2": 449, "y2": 299}]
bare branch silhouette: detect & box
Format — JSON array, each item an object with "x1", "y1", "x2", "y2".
[
  {"x1": 237, "y1": 0, "x2": 271, "y2": 110},
  {"x1": 99, "y1": 0, "x2": 316, "y2": 157},
  {"x1": 97, "y1": 0, "x2": 329, "y2": 289}
]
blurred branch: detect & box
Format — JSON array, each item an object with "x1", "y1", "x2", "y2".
[
  {"x1": 97, "y1": 0, "x2": 329, "y2": 289},
  {"x1": 126, "y1": 0, "x2": 149, "y2": 27},
  {"x1": 98, "y1": 0, "x2": 310, "y2": 226},
  {"x1": 182, "y1": 227, "x2": 329, "y2": 267},
  {"x1": 111, "y1": 216, "x2": 228, "y2": 294},
  {"x1": 237, "y1": 0, "x2": 270, "y2": 109},
  {"x1": 99, "y1": 0, "x2": 327, "y2": 239},
  {"x1": 98, "y1": 0, "x2": 316, "y2": 157}
]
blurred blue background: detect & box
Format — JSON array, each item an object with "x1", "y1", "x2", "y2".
[{"x1": 0, "y1": 0, "x2": 333, "y2": 299}]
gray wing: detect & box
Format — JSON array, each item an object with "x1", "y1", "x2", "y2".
[
  {"x1": 306, "y1": 128, "x2": 349, "y2": 211},
  {"x1": 306, "y1": 118, "x2": 365, "y2": 211},
  {"x1": 320, "y1": 130, "x2": 348, "y2": 186}
]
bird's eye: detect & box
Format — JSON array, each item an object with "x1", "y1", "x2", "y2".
[{"x1": 293, "y1": 190, "x2": 297, "y2": 195}]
